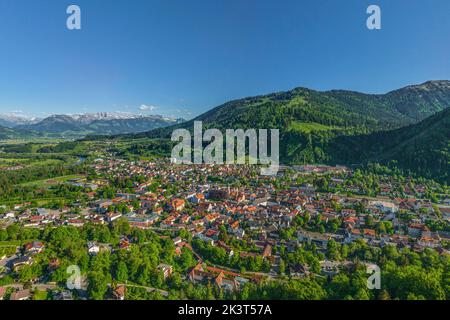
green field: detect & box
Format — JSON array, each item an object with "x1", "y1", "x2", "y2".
[
  {"x1": 0, "y1": 197, "x2": 68, "y2": 206},
  {"x1": 286, "y1": 96, "x2": 307, "y2": 107},
  {"x1": 288, "y1": 121, "x2": 337, "y2": 133},
  {"x1": 0, "y1": 137, "x2": 66, "y2": 146},
  {"x1": 0, "y1": 157, "x2": 30, "y2": 168},
  {"x1": 0, "y1": 157, "x2": 69, "y2": 172},
  {"x1": 20, "y1": 174, "x2": 85, "y2": 187}
]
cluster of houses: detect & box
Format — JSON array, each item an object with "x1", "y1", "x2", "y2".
[
  {"x1": 0, "y1": 158, "x2": 449, "y2": 299},
  {"x1": 188, "y1": 263, "x2": 252, "y2": 291}
]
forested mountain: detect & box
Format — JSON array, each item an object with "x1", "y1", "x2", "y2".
[
  {"x1": 327, "y1": 107, "x2": 450, "y2": 183},
  {"x1": 19, "y1": 115, "x2": 82, "y2": 133},
  {"x1": 114, "y1": 80, "x2": 450, "y2": 182},
  {"x1": 0, "y1": 125, "x2": 20, "y2": 139},
  {"x1": 326, "y1": 80, "x2": 450, "y2": 123},
  {"x1": 0, "y1": 125, "x2": 38, "y2": 140},
  {"x1": 131, "y1": 80, "x2": 450, "y2": 138},
  {"x1": 0, "y1": 118, "x2": 17, "y2": 128}
]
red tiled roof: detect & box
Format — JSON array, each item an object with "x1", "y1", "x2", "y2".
[{"x1": 207, "y1": 266, "x2": 240, "y2": 277}]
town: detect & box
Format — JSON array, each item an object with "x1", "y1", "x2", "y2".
[{"x1": 0, "y1": 155, "x2": 449, "y2": 300}]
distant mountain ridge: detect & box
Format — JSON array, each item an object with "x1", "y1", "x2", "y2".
[
  {"x1": 326, "y1": 80, "x2": 450, "y2": 123},
  {"x1": 0, "y1": 114, "x2": 40, "y2": 127},
  {"x1": 14, "y1": 113, "x2": 185, "y2": 136}
]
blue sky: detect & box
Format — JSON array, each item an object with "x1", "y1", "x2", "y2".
[{"x1": 0, "y1": 0, "x2": 449, "y2": 119}]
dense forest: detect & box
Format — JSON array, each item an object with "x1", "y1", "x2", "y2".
[
  {"x1": 327, "y1": 107, "x2": 450, "y2": 183},
  {"x1": 0, "y1": 164, "x2": 86, "y2": 200}
]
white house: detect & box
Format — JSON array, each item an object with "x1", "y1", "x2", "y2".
[
  {"x1": 88, "y1": 242, "x2": 100, "y2": 255},
  {"x1": 370, "y1": 201, "x2": 399, "y2": 213}
]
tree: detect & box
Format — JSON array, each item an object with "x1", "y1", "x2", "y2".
[
  {"x1": 116, "y1": 261, "x2": 128, "y2": 283},
  {"x1": 88, "y1": 271, "x2": 108, "y2": 300},
  {"x1": 377, "y1": 222, "x2": 387, "y2": 235},
  {"x1": 6, "y1": 224, "x2": 19, "y2": 240},
  {"x1": 18, "y1": 265, "x2": 36, "y2": 283},
  {"x1": 137, "y1": 262, "x2": 152, "y2": 286},
  {"x1": 279, "y1": 259, "x2": 286, "y2": 275},
  {"x1": 168, "y1": 272, "x2": 182, "y2": 289},
  {"x1": 341, "y1": 244, "x2": 349, "y2": 259},
  {"x1": 151, "y1": 269, "x2": 165, "y2": 288},
  {"x1": 179, "y1": 248, "x2": 196, "y2": 271},
  {"x1": 0, "y1": 229, "x2": 8, "y2": 241},
  {"x1": 326, "y1": 239, "x2": 341, "y2": 261},
  {"x1": 113, "y1": 218, "x2": 130, "y2": 236}
]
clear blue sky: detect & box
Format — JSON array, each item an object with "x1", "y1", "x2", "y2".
[{"x1": 0, "y1": 0, "x2": 449, "y2": 119}]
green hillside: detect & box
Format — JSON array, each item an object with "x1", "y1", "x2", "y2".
[
  {"x1": 0, "y1": 125, "x2": 39, "y2": 140},
  {"x1": 132, "y1": 80, "x2": 450, "y2": 139},
  {"x1": 96, "y1": 80, "x2": 450, "y2": 182},
  {"x1": 327, "y1": 107, "x2": 450, "y2": 183}
]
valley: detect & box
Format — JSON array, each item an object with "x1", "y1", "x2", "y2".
[{"x1": 0, "y1": 80, "x2": 449, "y2": 301}]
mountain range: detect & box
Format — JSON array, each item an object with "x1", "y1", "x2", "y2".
[
  {"x1": 0, "y1": 114, "x2": 40, "y2": 128},
  {"x1": 118, "y1": 80, "x2": 450, "y2": 183},
  {"x1": 0, "y1": 113, "x2": 185, "y2": 138}
]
